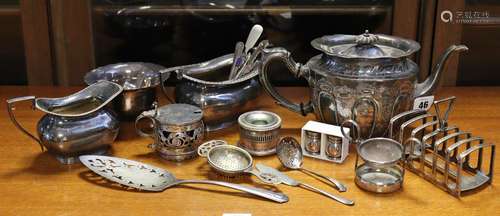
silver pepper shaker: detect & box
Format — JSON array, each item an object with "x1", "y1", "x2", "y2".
[
  {"x1": 305, "y1": 131, "x2": 321, "y2": 154},
  {"x1": 326, "y1": 135, "x2": 342, "y2": 159}
]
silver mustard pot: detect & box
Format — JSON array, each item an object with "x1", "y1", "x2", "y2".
[
  {"x1": 6, "y1": 81, "x2": 123, "y2": 164},
  {"x1": 259, "y1": 30, "x2": 468, "y2": 138},
  {"x1": 135, "y1": 103, "x2": 205, "y2": 161}
]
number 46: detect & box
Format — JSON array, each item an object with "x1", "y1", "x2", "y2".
[{"x1": 418, "y1": 101, "x2": 429, "y2": 109}]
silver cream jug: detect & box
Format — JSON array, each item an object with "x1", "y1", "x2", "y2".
[
  {"x1": 259, "y1": 31, "x2": 468, "y2": 138},
  {"x1": 7, "y1": 81, "x2": 123, "y2": 164}
]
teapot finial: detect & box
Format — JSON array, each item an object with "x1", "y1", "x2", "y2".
[{"x1": 356, "y1": 30, "x2": 379, "y2": 45}]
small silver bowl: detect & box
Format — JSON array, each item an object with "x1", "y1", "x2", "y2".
[
  {"x1": 354, "y1": 137, "x2": 405, "y2": 193},
  {"x1": 84, "y1": 62, "x2": 169, "y2": 120},
  {"x1": 237, "y1": 110, "x2": 282, "y2": 156}
]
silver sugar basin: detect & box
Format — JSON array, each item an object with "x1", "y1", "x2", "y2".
[{"x1": 162, "y1": 54, "x2": 262, "y2": 131}]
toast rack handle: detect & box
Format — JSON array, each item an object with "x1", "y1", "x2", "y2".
[
  {"x1": 6, "y1": 96, "x2": 44, "y2": 151},
  {"x1": 433, "y1": 96, "x2": 456, "y2": 130}
]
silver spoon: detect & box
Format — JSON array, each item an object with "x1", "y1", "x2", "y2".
[
  {"x1": 228, "y1": 41, "x2": 245, "y2": 80},
  {"x1": 276, "y1": 137, "x2": 347, "y2": 192},
  {"x1": 79, "y1": 155, "x2": 288, "y2": 203},
  {"x1": 244, "y1": 24, "x2": 263, "y2": 54},
  {"x1": 256, "y1": 163, "x2": 354, "y2": 206},
  {"x1": 233, "y1": 40, "x2": 269, "y2": 79}
]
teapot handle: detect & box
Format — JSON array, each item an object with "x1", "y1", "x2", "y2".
[
  {"x1": 259, "y1": 47, "x2": 313, "y2": 116},
  {"x1": 6, "y1": 96, "x2": 44, "y2": 151}
]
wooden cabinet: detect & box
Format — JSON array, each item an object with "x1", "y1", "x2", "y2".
[{"x1": 17, "y1": 0, "x2": 495, "y2": 86}]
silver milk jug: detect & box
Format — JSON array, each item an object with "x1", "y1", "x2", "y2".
[{"x1": 7, "y1": 81, "x2": 122, "y2": 164}]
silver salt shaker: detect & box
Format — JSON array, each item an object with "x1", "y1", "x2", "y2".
[
  {"x1": 326, "y1": 135, "x2": 342, "y2": 159},
  {"x1": 305, "y1": 131, "x2": 321, "y2": 154}
]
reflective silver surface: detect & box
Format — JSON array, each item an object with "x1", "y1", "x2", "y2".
[
  {"x1": 355, "y1": 164, "x2": 403, "y2": 193},
  {"x1": 354, "y1": 138, "x2": 405, "y2": 193},
  {"x1": 162, "y1": 54, "x2": 262, "y2": 131},
  {"x1": 114, "y1": 87, "x2": 157, "y2": 120},
  {"x1": 209, "y1": 145, "x2": 253, "y2": 173},
  {"x1": 276, "y1": 136, "x2": 347, "y2": 192},
  {"x1": 311, "y1": 30, "x2": 420, "y2": 60},
  {"x1": 7, "y1": 81, "x2": 122, "y2": 164},
  {"x1": 237, "y1": 110, "x2": 281, "y2": 156},
  {"x1": 197, "y1": 141, "x2": 281, "y2": 184},
  {"x1": 135, "y1": 103, "x2": 204, "y2": 161},
  {"x1": 255, "y1": 163, "x2": 354, "y2": 206},
  {"x1": 305, "y1": 131, "x2": 321, "y2": 154},
  {"x1": 326, "y1": 135, "x2": 343, "y2": 159},
  {"x1": 85, "y1": 62, "x2": 169, "y2": 119},
  {"x1": 259, "y1": 31, "x2": 468, "y2": 138},
  {"x1": 85, "y1": 62, "x2": 165, "y2": 90},
  {"x1": 79, "y1": 155, "x2": 288, "y2": 203},
  {"x1": 389, "y1": 97, "x2": 495, "y2": 197},
  {"x1": 358, "y1": 138, "x2": 403, "y2": 165}
]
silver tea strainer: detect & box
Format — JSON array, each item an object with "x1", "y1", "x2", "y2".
[{"x1": 197, "y1": 140, "x2": 281, "y2": 184}]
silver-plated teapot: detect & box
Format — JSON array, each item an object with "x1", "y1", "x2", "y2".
[
  {"x1": 260, "y1": 31, "x2": 468, "y2": 138},
  {"x1": 6, "y1": 81, "x2": 122, "y2": 164}
]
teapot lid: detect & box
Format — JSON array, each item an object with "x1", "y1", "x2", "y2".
[{"x1": 311, "y1": 30, "x2": 420, "y2": 59}]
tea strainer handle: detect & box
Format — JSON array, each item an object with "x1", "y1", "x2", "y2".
[
  {"x1": 259, "y1": 47, "x2": 313, "y2": 116},
  {"x1": 196, "y1": 140, "x2": 227, "y2": 157},
  {"x1": 6, "y1": 96, "x2": 44, "y2": 151}
]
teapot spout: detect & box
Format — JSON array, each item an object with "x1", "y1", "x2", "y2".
[{"x1": 415, "y1": 45, "x2": 468, "y2": 97}]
